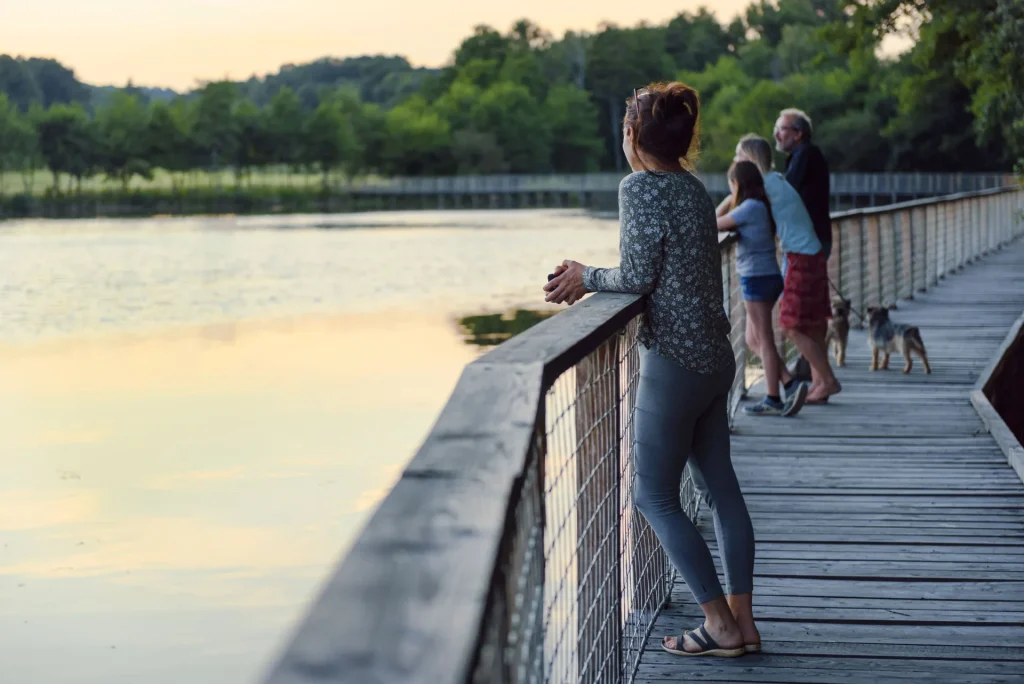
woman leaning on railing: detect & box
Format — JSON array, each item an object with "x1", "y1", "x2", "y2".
[{"x1": 542, "y1": 82, "x2": 761, "y2": 658}]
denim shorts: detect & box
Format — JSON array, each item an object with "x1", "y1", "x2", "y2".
[{"x1": 740, "y1": 274, "x2": 785, "y2": 302}]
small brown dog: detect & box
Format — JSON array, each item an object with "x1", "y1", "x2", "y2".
[
  {"x1": 825, "y1": 298, "x2": 851, "y2": 367},
  {"x1": 866, "y1": 305, "x2": 932, "y2": 374}
]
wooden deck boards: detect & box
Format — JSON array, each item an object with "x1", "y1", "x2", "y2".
[{"x1": 635, "y1": 241, "x2": 1024, "y2": 683}]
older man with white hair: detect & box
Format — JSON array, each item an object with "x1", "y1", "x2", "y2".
[
  {"x1": 773, "y1": 108, "x2": 834, "y2": 388},
  {"x1": 774, "y1": 108, "x2": 831, "y2": 260}
]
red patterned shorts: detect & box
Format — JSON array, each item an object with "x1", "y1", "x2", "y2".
[{"x1": 779, "y1": 252, "x2": 830, "y2": 330}]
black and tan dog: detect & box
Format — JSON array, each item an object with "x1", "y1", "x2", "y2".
[
  {"x1": 866, "y1": 305, "x2": 932, "y2": 374},
  {"x1": 825, "y1": 298, "x2": 851, "y2": 367}
]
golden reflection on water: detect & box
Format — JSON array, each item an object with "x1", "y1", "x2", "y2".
[{"x1": 0, "y1": 311, "x2": 478, "y2": 683}]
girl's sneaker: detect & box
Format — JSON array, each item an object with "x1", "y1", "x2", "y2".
[
  {"x1": 781, "y1": 381, "x2": 809, "y2": 417},
  {"x1": 744, "y1": 397, "x2": 784, "y2": 416}
]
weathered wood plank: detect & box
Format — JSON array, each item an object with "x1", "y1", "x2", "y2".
[
  {"x1": 636, "y1": 235, "x2": 1024, "y2": 683},
  {"x1": 645, "y1": 637, "x2": 1024, "y2": 661}
]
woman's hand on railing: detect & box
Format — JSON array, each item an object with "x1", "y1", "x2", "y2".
[{"x1": 545, "y1": 260, "x2": 589, "y2": 305}]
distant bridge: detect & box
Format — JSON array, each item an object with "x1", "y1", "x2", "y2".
[{"x1": 344, "y1": 172, "x2": 1016, "y2": 211}]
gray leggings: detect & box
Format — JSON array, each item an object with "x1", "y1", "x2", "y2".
[{"x1": 633, "y1": 347, "x2": 755, "y2": 604}]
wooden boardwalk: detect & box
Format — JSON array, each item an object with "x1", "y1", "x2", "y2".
[{"x1": 636, "y1": 241, "x2": 1024, "y2": 683}]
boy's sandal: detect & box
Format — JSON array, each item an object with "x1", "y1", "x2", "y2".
[{"x1": 662, "y1": 625, "x2": 745, "y2": 658}]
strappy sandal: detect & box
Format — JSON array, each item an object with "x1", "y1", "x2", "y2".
[
  {"x1": 662, "y1": 625, "x2": 745, "y2": 658},
  {"x1": 682, "y1": 627, "x2": 761, "y2": 654}
]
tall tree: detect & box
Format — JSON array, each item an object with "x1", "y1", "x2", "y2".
[
  {"x1": 586, "y1": 24, "x2": 675, "y2": 169},
  {"x1": 544, "y1": 85, "x2": 603, "y2": 172},
  {"x1": 191, "y1": 82, "x2": 240, "y2": 175},
  {"x1": 470, "y1": 82, "x2": 552, "y2": 173},
  {"x1": 838, "y1": 0, "x2": 1024, "y2": 167},
  {"x1": 0, "y1": 56, "x2": 42, "y2": 111},
  {"x1": 264, "y1": 87, "x2": 306, "y2": 170},
  {"x1": 35, "y1": 103, "x2": 95, "y2": 192},
  {"x1": 665, "y1": 8, "x2": 738, "y2": 72},
  {"x1": 382, "y1": 96, "x2": 452, "y2": 175},
  {"x1": 454, "y1": 25, "x2": 511, "y2": 69},
  {"x1": 232, "y1": 99, "x2": 268, "y2": 183},
  {"x1": 303, "y1": 95, "x2": 358, "y2": 187},
  {"x1": 146, "y1": 100, "x2": 192, "y2": 187},
  {"x1": 0, "y1": 94, "x2": 29, "y2": 193},
  {"x1": 94, "y1": 92, "x2": 152, "y2": 189}
]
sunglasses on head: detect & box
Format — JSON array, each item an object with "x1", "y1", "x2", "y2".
[{"x1": 633, "y1": 88, "x2": 644, "y2": 125}]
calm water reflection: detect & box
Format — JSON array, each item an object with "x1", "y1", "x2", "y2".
[
  {"x1": 0, "y1": 210, "x2": 618, "y2": 683},
  {"x1": 459, "y1": 309, "x2": 557, "y2": 347}
]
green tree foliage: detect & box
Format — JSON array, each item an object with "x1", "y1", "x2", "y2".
[
  {"x1": 837, "y1": 0, "x2": 1024, "y2": 169},
  {"x1": 244, "y1": 55, "x2": 435, "y2": 109},
  {"x1": 146, "y1": 100, "x2": 192, "y2": 181},
  {"x1": 304, "y1": 95, "x2": 359, "y2": 186},
  {"x1": 94, "y1": 92, "x2": 153, "y2": 189},
  {"x1": 264, "y1": 87, "x2": 305, "y2": 169},
  {"x1": 382, "y1": 97, "x2": 452, "y2": 175},
  {"x1": 0, "y1": 94, "x2": 34, "y2": 192},
  {"x1": 35, "y1": 103, "x2": 95, "y2": 191},
  {"x1": 471, "y1": 82, "x2": 551, "y2": 173},
  {"x1": 191, "y1": 82, "x2": 240, "y2": 173},
  {"x1": 0, "y1": 0, "x2": 1018, "y2": 185},
  {"x1": 665, "y1": 8, "x2": 738, "y2": 72},
  {"x1": 586, "y1": 24, "x2": 676, "y2": 168},
  {"x1": 545, "y1": 85, "x2": 603, "y2": 172}
]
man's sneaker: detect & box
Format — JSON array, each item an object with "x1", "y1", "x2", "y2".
[
  {"x1": 781, "y1": 381, "x2": 809, "y2": 417},
  {"x1": 743, "y1": 397, "x2": 784, "y2": 416}
]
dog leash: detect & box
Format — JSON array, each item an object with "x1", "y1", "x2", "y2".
[{"x1": 827, "y1": 276, "x2": 866, "y2": 321}]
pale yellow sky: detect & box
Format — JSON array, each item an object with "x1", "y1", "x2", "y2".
[{"x1": 1, "y1": 0, "x2": 750, "y2": 91}]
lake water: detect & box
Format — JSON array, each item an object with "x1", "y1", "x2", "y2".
[{"x1": 0, "y1": 210, "x2": 621, "y2": 684}]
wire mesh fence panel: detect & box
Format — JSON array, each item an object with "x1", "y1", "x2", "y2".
[
  {"x1": 724, "y1": 241, "x2": 750, "y2": 399},
  {"x1": 472, "y1": 423, "x2": 547, "y2": 684},
  {"x1": 530, "y1": 317, "x2": 686, "y2": 684},
  {"x1": 616, "y1": 318, "x2": 674, "y2": 683}
]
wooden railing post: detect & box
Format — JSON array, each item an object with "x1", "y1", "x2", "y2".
[
  {"x1": 899, "y1": 209, "x2": 914, "y2": 300},
  {"x1": 575, "y1": 338, "x2": 621, "y2": 684},
  {"x1": 828, "y1": 219, "x2": 842, "y2": 294},
  {"x1": 946, "y1": 201, "x2": 956, "y2": 275},
  {"x1": 838, "y1": 218, "x2": 863, "y2": 327},
  {"x1": 926, "y1": 204, "x2": 938, "y2": 286},
  {"x1": 856, "y1": 216, "x2": 868, "y2": 320},
  {"x1": 971, "y1": 197, "x2": 980, "y2": 262},
  {"x1": 954, "y1": 198, "x2": 962, "y2": 268},
  {"x1": 879, "y1": 213, "x2": 897, "y2": 305},
  {"x1": 865, "y1": 214, "x2": 880, "y2": 307},
  {"x1": 921, "y1": 208, "x2": 929, "y2": 294}
]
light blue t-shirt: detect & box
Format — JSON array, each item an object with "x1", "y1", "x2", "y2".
[
  {"x1": 729, "y1": 198, "x2": 780, "y2": 278},
  {"x1": 763, "y1": 171, "x2": 821, "y2": 256}
]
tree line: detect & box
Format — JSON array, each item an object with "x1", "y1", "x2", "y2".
[{"x1": 0, "y1": 0, "x2": 1020, "y2": 196}]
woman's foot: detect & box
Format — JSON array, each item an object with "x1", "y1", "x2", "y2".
[
  {"x1": 727, "y1": 593, "x2": 761, "y2": 652},
  {"x1": 726, "y1": 595, "x2": 761, "y2": 651},
  {"x1": 663, "y1": 620, "x2": 744, "y2": 654}
]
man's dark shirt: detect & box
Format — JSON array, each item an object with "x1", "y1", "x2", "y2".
[{"x1": 785, "y1": 141, "x2": 831, "y2": 247}]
